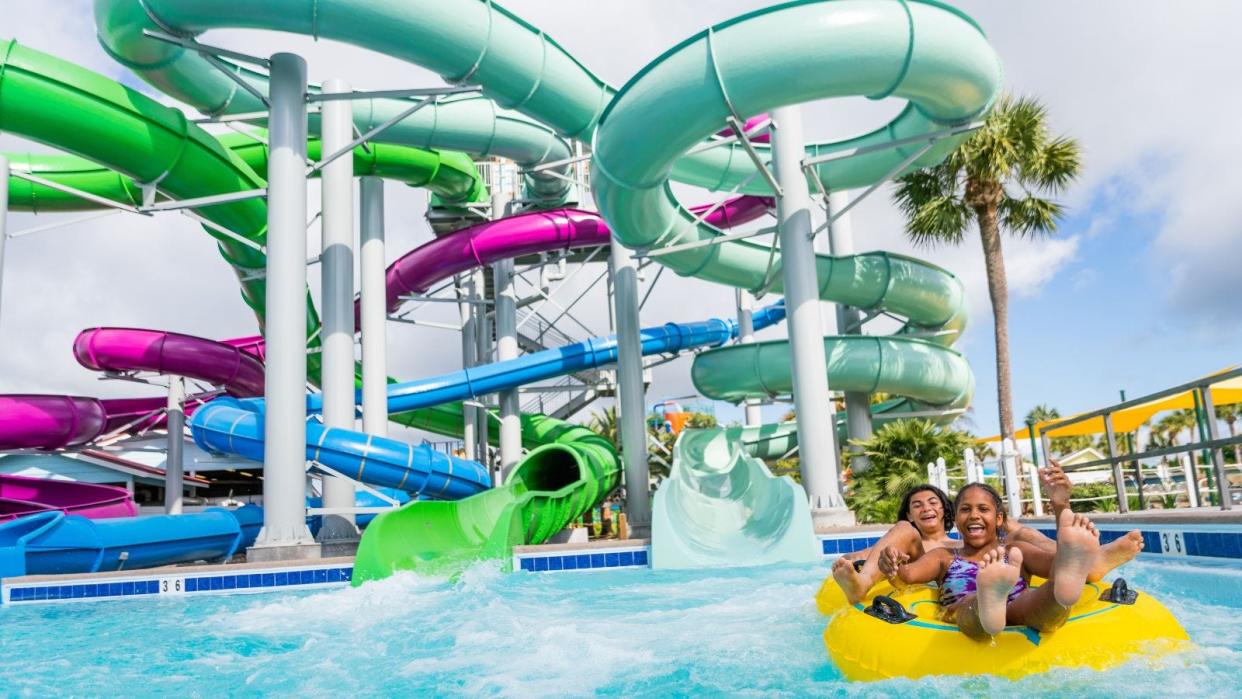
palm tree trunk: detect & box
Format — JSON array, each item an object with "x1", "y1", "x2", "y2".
[{"x1": 975, "y1": 203, "x2": 1015, "y2": 441}]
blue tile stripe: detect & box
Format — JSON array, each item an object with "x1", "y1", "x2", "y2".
[
  {"x1": 517, "y1": 548, "x2": 648, "y2": 573},
  {"x1": 818, "y1": 527, "x2": 1242, "y2": 561},
  {"x1": 5, "y1": 566, "x2": 353, "y2": 605}
]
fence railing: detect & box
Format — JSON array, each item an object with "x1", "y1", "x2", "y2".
[{"x1": 1035, "y1": 368, "x2": 1240, "y2": 513}]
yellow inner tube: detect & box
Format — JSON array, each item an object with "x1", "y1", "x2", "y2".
[{"x1": 816, "y1": 574, "x2": 1190, "y2": 681}]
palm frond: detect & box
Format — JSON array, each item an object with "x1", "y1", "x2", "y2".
[
  {"x1": 1021, "y1": 135, "x2": 1082, "y2": 193},
  {"x1": 998, "y1": 196, "x2": 1064, "y2": 237}
]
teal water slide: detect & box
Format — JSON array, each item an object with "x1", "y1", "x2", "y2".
[{"x1": 591, "y1": 1, "x2": 1000, "y2": 567}]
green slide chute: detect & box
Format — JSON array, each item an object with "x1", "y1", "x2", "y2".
[{"x1": 355, "y1": 405, "x2": 618, "y2": 581}]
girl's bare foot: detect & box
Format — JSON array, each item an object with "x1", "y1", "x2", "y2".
[
  {"x1": 976, "y1": 545, "x2": 1023, "y2": 636},
  {"x1": 1052, "y1": 510, "x2": 1101, "y2": 607},
  {"x1": 1088, "y1": 530, "x2": 1145, "y2": 582},
  {"x1": 832, "y1": 556, "x2": 870, "y2": 604}
]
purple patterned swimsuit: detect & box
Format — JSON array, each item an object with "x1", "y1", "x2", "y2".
[{"x1": 939, "y1": 551, "x2": 1028, "y2": 608}]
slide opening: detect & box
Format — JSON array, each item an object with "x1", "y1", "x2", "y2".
[{"x1": 515, "y1": 445, "x2": 583, "y2": 493}]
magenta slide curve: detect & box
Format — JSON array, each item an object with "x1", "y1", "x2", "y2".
[
  {"x1": 0, "y1": 473, "x2": 136, "y2": 521},
  {"x1": 0, "y1": 329, "x2": 265, "y2": 450},
  {"x1": 0, "y1": 196, "x2": 771, "y2": 452},
  {"x1": 383, "y1": 196, "x2": 771, "y2": 307}
]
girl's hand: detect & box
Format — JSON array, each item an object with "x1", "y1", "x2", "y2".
[{"x1": 879, "y1": 546, "x2": 910, "y2": 577}]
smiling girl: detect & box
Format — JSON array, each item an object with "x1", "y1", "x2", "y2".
[{"x1": 890, "y1": 483, "x2": 1101, "y2": 639}]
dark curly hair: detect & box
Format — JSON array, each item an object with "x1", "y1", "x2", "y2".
[
  {"x1": 897, "y1": 484, "x2": 954, "y2": 533},
  {"x1": 952, "y1": 482, "x2": 1006, "y2": 524}
]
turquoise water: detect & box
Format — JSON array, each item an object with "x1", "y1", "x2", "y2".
[{"x1": 2, "y1": 557, "x2": 1240, "y2": 697}]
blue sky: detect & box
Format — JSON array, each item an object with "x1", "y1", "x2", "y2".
[{"x1": 0, "y1": 1, "x2": 1239, "y2": 446}]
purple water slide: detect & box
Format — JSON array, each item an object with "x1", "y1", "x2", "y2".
[
  {"x1": 0, "y1": 196, "x2": 771, "y2": 452},
  {"x1": 0, "y1": 330, "x2": 266, "y2": 451},
  {"x1": 0, "y1": 473, "x2": 136, "y2": 521},
  {"x1": 717, "y1": 114, "x2": 771, "y2": 143},
  {"x1": 74, "y1": 327, "x2": 265, "y2": 397},
  {"x1": 381, "y1": 196, "x2": 772, "y2": 309}
]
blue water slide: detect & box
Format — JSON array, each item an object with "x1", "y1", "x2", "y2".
[
  {"x1": 190, "y1": 303, "x2": 786, "y2": 498},
  {"x1": 0, "y1": 505, "x2": 262, "y2": 580}
]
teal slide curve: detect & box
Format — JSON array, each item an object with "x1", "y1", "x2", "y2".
[
  {"x1": 592, "y1": 1, "x2": 1000, "y2": 564},
  {"x1": 651, "y1": 427, "x2": 819, "y2": 570}
]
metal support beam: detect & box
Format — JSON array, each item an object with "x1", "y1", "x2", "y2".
[
  {"x1": 307, "y1": 85, "x2": 480, "y2": 102},
  {"x1": 458, "y1": 274, "x2": 479, "y2": 460},
  {"x1": 317, "y1": 78, "x2": 359, "y2": 545},
  {"x1": 308, "y1": 97, "x2": 437, "y2": 175},
  {"x1": 164, "y1": 376, "x2": 184, "y2": 515},
  {"x1": 610, "y1": 237, "x2": 651, "y2": 534},
  {"x1": 492, "y1": 164, "x2": 521, "y2": 484},
  {"x1": 770, "y1": 105, "x2": 846, "y2": 517},
  {"x1": 9, "y1": 171, "x2": 142, "y2": 214},
  {"x1": 1201, "y1": 386, "x2": 1234, "y2": 510},
  {"x1": 253, "y1": 52, "x2": 317, "y2": 555},
  {"x1": 142, "y1": 187, "x2": 267, "y2": 213},
  {"x1": 735, "y1": 289, "x2": 763, "y2": 427},
  {"x1": 1102, "y1": 413, "x2": 1130, "y2": 514},
  {"x1": 827, "y1": 191, "x2": 873, "y2": 472},
  {"x1": 360, "y1": 177, "x2": 388, "y2": 439},
  {"x1": 474, "y1": 267, "x2": 492, "y2": 464}
]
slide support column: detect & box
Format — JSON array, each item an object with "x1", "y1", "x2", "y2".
[
  {"x1": 458, "y1": 274, "x2": 478, "y2": 458},
  {"x1": 360, "y1": 177, "x2": 388, "y2": 438},
  {"x1": 492, "y1": 163, "x2": 521, "y2": 484},
  {"x1": 474, "y1": 267, "x2": 492, "y2": 464},
  {"x1": 253, "y1": 53, "x2": 318, "y2": 559},
  {"x1": 164, "y1": 375, "x2": 184, "y2": 515},
  {"x1": 770, "y1": 105, "x2": 850, "y2": 523},
  {"x1": 735, "y1": 289, "x2": 763, "y2": 427},
  {"x1": 611, "y1": 237, "x2": 651, "y2": 534},
  {"x1": 827, "y1": 191, "x2": 873, "y2": 471},
  {"x1": 318, "y1": 78, "x2": 359, "y2": 547}
]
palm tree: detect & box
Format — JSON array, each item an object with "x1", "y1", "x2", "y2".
[
  {"x1": 1216, "y1": 403, "x2": 1242, "y2": 466},
  {"x1": 1156, "y1": 409, "x2": 1198, "y2": 496},
  {"x1": 894, "y1": 95, "x2": 1082, "y2": 442},
  {"x1": 587, "y1": 406, "x2": 620, "y2": 449}
]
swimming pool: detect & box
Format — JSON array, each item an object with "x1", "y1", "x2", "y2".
[{"x1": 2, "y1": 558, "x2": 1239, "y2": 696}]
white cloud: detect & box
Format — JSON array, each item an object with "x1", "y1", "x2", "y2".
[{"x1": 1, "y1": 0, "x2": 1239, "y2": 440}]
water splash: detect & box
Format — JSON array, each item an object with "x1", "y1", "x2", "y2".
[{"x1": 0, "y1": 557, "x2": 1238, "y2": 696}]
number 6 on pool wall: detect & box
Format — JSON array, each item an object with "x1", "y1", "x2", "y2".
[
  {"x1": 1160, "y1": 532, "x2": 1185, "y2": 555},
  {"x1": 159, "y1": 578, "x2": 185, "y2": 595}
]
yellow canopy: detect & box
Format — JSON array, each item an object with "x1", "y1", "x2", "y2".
[{"x1": 984, "y1": 368, "x2": 1242, "y2": 443}]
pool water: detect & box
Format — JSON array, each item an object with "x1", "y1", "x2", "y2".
[{"x1": 2, "y1": 558, "x2": 1240, "y2": 697}]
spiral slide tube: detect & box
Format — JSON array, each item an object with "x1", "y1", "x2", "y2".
[
  {"x1": 94, "y1": 0, "x2": 946, "y2": 209},
  {"x1": 585, "y1": 1, "x2": 1000, "y2": 568},
  {"x1": 592, "y1": 0, "x2": 1001, "y2": 418}
]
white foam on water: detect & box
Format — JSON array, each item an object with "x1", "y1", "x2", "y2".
[{"x1": 2, "y1": 557, "x2": 1241, "y2": 695}]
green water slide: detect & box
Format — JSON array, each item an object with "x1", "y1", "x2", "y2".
[
  {"x1": 8, "y1": 130, "x2": 484, "y2": 212},
  {"x1": 356, "y1": 404, "x2": 618, "y2": 580},
  {"x1": 0, "y1": 33, "x2": 612, "y2": 578}
]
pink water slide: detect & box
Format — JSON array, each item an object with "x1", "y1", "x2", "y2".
[
  {"x1": 0, "y1": 197, "x2": 772, "y2": 452},
  {"x1": 0, "y1": 473, "x2": 136, "y2": 521}
]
